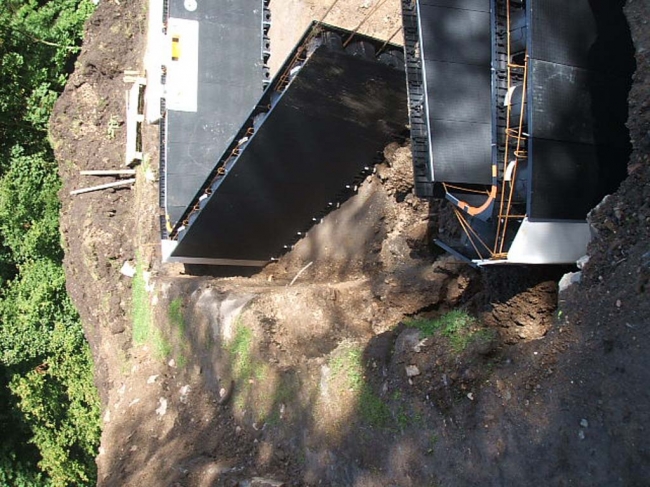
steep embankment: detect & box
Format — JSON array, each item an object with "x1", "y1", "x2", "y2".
[{"x1": 51, "y1": 0, "x2": 649, "y2": 486}]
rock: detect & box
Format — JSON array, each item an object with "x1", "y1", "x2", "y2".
[
  {"x1": 394, "y1": 328, "x2": 422, "y2": 356},
  {"x1": 375, "y1": 163, "x2": 391, "y2": 181},
  {"x1": 576, "y1": 254, "x2": 590, "y2": 270},
  {"x1": 578, "y1": 430, "x2": 586, "y2": 440},
  {"x1": 120, "y1": 261, "x2": 136, "y2": 278},
  {"x1": 412, "y1": 338, "x2": 427, "y2": 353},
  {"x1": 179, "y1": 384, "x2": 191, "y2": 403},
  {"x1": 558, "y1": 272, "x2": 582, "y2": 293},
  {"x1": 218, "y1": 380, "x2": 235, "y2": 405},
  {"x1": 155, "y1": 397, "x2": 167, "y2": 417},
  {"x1": 580, "y1": 418, "x2": 589, "y2": 428},
  {"x1": 147, "y1": 375, "x2": 159, "y2": 384},
  {"x1": 143, "y1": 270, "x2": 153, "y2": 292},
  {"x1": 405, "y1": 365, "x2": 421, "y2": 377},
  {"x1": 250, "y1": 477, "x2": 285, "y2": 487}
]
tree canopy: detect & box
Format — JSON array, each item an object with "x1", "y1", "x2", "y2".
[{"x1": 0, "y1": 1, "x2": 100, "y2": 485}]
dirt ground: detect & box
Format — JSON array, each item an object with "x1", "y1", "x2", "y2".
[{"x1": 50, "y1": 0, "x2": 650, "y2": 486}]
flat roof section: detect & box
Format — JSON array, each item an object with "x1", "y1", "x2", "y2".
[
  {"x1": 169, "y1": 24, "x2": 408, "y2": 263},
  {"x1": 161, "y1": 0, "x2": 266, "y2": 227}
]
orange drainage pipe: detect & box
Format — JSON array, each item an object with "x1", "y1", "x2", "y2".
[{"x1": 444, "y1": 164, "x2": 498, "y2": 218}]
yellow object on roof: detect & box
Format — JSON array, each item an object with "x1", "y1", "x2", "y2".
[{"x1": 171, "y1": 35, "x2": 181, "y2": 61}]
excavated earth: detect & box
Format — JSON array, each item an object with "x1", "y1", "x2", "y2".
[{"x1": 50, "y1": 0, "x2": 650, "y2": 485}]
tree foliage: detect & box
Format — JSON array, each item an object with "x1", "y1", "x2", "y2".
[
  {"x1": 0, "y1": 0, "x2": 95, "y2": 152},
  {"x1": 0, "y1": 1, "x2": 99, "y2": 485},
  {"x1": 0, "y1": 146, "x2": 62, "y2": 266}
]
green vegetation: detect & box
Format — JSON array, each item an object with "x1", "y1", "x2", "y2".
[
  {"x1": 266, "y1": 375, "x2": 297, "y2": 425},
  {"x1": 391, "y1": 391, "x2": 423, "y2": 429},
  {"x1": 0, "y1": 1, "x2": 98, "y2": 485},
  {"x1": 131, "y1": 260, "x2": 182, "y2": 362},
  {"x1": 131, "y1": 256, "x2": 152, "y2": 345},
  {"x1": 407, "y1": 310, "x2": 491, "y2": 352},
  {"x1": 225, "y1": 318, "x2": 255, "y2": 381},
  {"x1": 168, "y1": 297, "x2": 186, "y2": 335},
  {"x1": 329, "y1": 341, "x2": 391, "y2": 427},
  {"x1": 330, "y1": 342, "x2": 364, "y2": 389},
  {"x1": 224, "y1": 317, "x2": 273, "y2": 419}
]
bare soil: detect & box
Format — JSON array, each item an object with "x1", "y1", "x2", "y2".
[{"x1": 50, "y1": 0, "x2": 650, "y2": 486}]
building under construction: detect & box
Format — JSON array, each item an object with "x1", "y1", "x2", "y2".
[
  {"x1": 158, "y1": 2, "x2": 408, "y2": 265},
  {"x1": 401, "y1": 0, "x2": 634, "y2": 264},
  {"x1": 153, "y1": 0, "x2": 634, "y2": 267}
]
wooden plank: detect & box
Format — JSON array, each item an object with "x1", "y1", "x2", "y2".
[
  {"x1": 125, "y1": 77, "x2": 147, "y2": 167},
  {"x1": 80, "y1": 169, "x2": 136, "y2": 176},
  {"x1": 70, "y1": 178, "x2": 136, "y2": 196}
]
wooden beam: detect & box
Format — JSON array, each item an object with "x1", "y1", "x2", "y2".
[
  {"x1": 70, "y1": 178, "x2": 136, "y2": 196},
  {"x1": 80, "y1": 169, "x2": 136, "y2": 176}
]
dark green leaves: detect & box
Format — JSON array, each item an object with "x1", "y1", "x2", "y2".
[{"x1": 0, "y1": 1, "x2": 98, "y2": 485}]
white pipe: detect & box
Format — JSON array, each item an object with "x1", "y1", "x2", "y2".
[
  {"x1": 80, "y1": 170, "x2": 136, "y2": 176},
  {"x1": 70, "y1": 178, "x2": 136, "y2": 195}
]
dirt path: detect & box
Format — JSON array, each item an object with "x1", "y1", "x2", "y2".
[{"x1": 50, "y1": 0, "x2": 650, "y2": 485}]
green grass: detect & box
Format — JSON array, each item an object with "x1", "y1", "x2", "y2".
[
  {"x1": 407, "y1": 310, "x2": 474, "y2": 337},
  {"x1": 168, "y1": 297, "x2": 185, "y2": 334},
  {"x1": 224, "y1": 317, "x2": 277, "y2": 420},
  {"x1": 152, "y1": 329, "x2": 172, "y2": 360},
  {"x1": 225, "y1": 318, "x2": 254, "y2": 381},
  {"x1": 406, "y1": 310, "x2": 488, "y2": 352},
  {"x1": 330, "y1": 342, "x2": 364, "y2": 390},
  {"x1": 131, "y1": 255, "x2": 173, "y2": 360},
  {"x1": 266, "y1": 375, "x2": 299, "y2": 426},
  {"x1": 391, "y1": 391, "x2": 424, "y2": 430},
  {"x1": 132, "y1": 255, "x2": 151, "y2": 345},
  {"x1": 360, "y1": 387, "x2": 391, "y2": 427},
  {"x1": 329, "y1": 341, "x2": 390, "y2": 427},
  {"x1": 176, "y1": 354, "x2": 187, "y2": 368}
]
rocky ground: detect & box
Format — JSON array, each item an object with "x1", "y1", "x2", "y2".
[{"x1": 50, "y1": 0, "x2": 650, "y2": 485}]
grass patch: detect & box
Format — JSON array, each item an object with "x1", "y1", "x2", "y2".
[
  {"x1": 153, "y1": 329, "x2": 172, "y2": 360},
  {"x1": 168, "y1": 297, "x2": 185, "y2": 334},
  {"x1": 176, "y1": 354, "x2": 187, "y2": 368},
  {"x1": 360, "y1": 387, "x2": 391, "y2": 427},
  {"x1": 131, "y1": 256, "x2": 174, "y2": 361},
  {"x1": 391, "y1": 391, "x2": 424, "y2": 430},
  {"x1": 225, "y1": 318, "x2": 254, "y2": 381},
  {"x1": 266, "y1": 375, "x2": 298, "y2": 426},
  {"x1": 406, "y1": 310, "x2": 486, "y2": 352},
  {"x1": 329, "y1": 341, "x2": 390, "y2": 428},
  {"x1": 224, "y1": 316, "x2": 278, "y2": 422},
  {"x1": 132, "y1": 256, "x2": 151, "y2": 345},
  {"x1": 330, "y1": 342, "x2": 364, "y2": 390}
]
